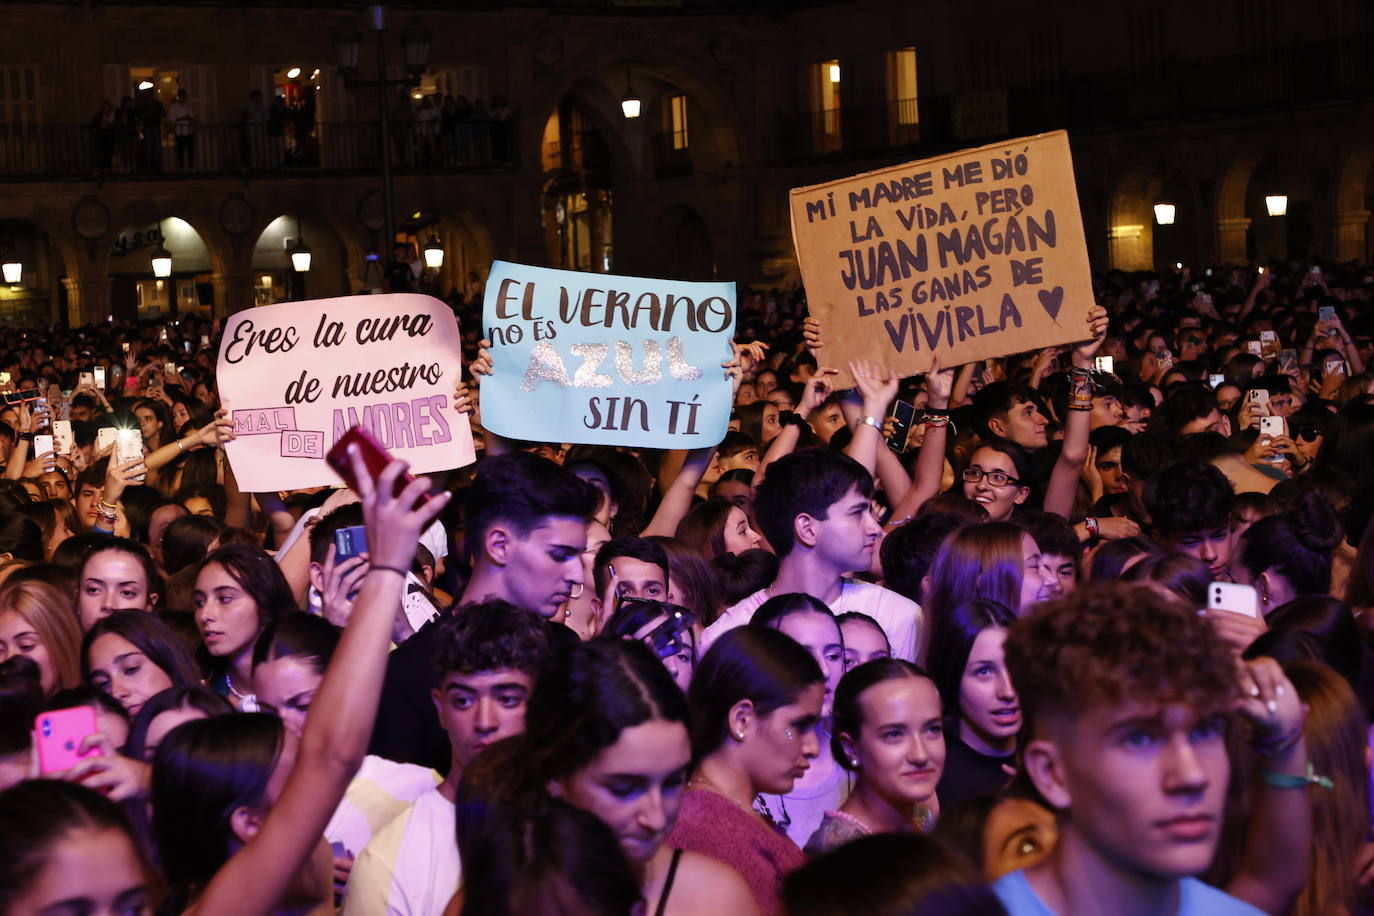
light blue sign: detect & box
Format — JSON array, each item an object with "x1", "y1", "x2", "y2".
[{"x1": 480, "y1": 260, "x2": 737, "y2": 448}]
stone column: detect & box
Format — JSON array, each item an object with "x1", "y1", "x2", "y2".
[
  {"x1": 211, "y1": 272, "x2": 256, "y2": 317},
  {"x1": 62, "y1": 274, "x2": 110, "y2": 327},
  {"x1": 1215, "y1": 216, "x2": 1252, "y2": 265},
  {"x1": 1333, "y1": 209, "x2": 1369, "y2": 263}
]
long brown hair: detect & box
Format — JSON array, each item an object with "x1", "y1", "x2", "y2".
[{"x1": 1285, "y1": 659, "x2": 1368, "y2": 916}]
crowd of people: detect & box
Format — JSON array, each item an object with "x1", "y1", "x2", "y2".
[{"x1": 0, "y1": 258, "x2": 1372, "y2": 916}]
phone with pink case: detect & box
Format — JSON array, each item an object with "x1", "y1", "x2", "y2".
[{"x1": 35, "y1": 706, "x2": 103, "y2": 774}]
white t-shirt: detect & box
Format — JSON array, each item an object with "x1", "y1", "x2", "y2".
[
  {"x1": 325, "y1": 755, "x2": 440, "y2": 859},
  {"x1": 703, "y1": 579, "x2": 923, "y2": 662},
  {"x1": 342, "y1": 786, "x2": 460, "y2": 916}
]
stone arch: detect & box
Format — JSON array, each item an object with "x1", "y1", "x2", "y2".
[
  {"x1": 1106, "y1": 168, "x2": 1162, "y2": 272},
  {"x1": 1213, "y1": 152, "x2": 1263, "y2": 264},
  {"x1": 0, "y1": 217, "x2": 72, "y2": 327},
  {"x1": 249, "y1": 212, "x2": 352, "y2": 303},
  {"x1": 103, "y1": 205, "x2": 226, "y2": 322},
  {"x1": 1333, "y1": 147, "x2": 1374, "y2": 261}
]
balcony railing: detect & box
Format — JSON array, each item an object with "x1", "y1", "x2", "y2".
[{"x1": 0, "y1": 119, "x2": 518, "y2": 179}]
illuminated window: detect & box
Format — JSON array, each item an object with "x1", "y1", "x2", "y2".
[
  {"x1": 809, "y1": 60, "x2": 842, "y2": 153},
  {"x1": 667, "y1": 94, "x2": 689, "y2": 150}
]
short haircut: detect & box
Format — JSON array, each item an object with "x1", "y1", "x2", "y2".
[
  {"x1": 972, "y1": 381, "x2": 1041, "y2": 440},
  {"x1": 1144, "y1": 460, "x2": 1235, "y2": 537},
  {"x1": 711, "y1": 548, "x2": 779, "y2": 607},
  {"x1": 1155, "y1": 384, "x2": 1218, "y2": 436},
  {"x1": 1017, "y1": 510, "x2": 1079, "y2": 561},
  {"x1": 880, "y1": 512, "x2": 971, "y2": 604},
  {"x1": 1121, "y1": 430, "x2": 1178, "y2": 482},
  {"x1": 462, "y1": 453, "x2": 600, "y2": 563},
  {"x1": 1004, "y1": 582, "x2": 1238, "y2": 739},
  {"x1": 1088, "y1": 424, "x2": 1133, "y2": 454},
  {"x1": 308, "y1": 503, "x2": 364, "y2": 566},
  {"x1": 753, "y1": 449, "x2": 873, "y2": 557},
  {"x1": 591, "y1": 536, "x2": 669, "y2": 599},
  {"x1": 716, "y1": 430, "x2": 758, "y2": 461},
  {"x1": 430, "y1": 598, "x2": 552, "y2": 681}
]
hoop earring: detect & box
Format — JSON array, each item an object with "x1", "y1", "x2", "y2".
[{"x1": 569, "y1": 583, "x2": 584, "y2": 599}]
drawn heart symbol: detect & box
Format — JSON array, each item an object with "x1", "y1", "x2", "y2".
[{"x1": 1038, "y1": 286, "x2": 1064, "y2": 322}]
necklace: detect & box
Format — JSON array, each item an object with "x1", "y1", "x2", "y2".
[
  {"x1": 226, "y1": 672, "x2": 260, "y2": 713},
  {"x1": 689, "y1": 774, "x2": 789, "y2": 835}
]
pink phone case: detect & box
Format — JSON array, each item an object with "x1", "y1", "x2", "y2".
[{"x1": 35, "y1": 706, "x2": 103, "y2": 774}]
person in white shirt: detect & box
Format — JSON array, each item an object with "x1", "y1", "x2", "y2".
[
  {"x1": 169, "y1": 88, "x2": 195, "y2": 170},
  {"x1": 342, "y1": 598, "x2": 553, "y2": 916},
  {"x1": 702, "y1": 449, "x2": 923, "y2": 663}
]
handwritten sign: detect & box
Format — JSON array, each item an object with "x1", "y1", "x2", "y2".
[
  {"x1": 216, "y1": 293, "x2": 474, "y2": 491},
  {"x1": 789, "y1": 130, "x2": 1092, "y2": 385},
  {"x1": 480, "y1": 260, "x2": 736, "y2": 448}
]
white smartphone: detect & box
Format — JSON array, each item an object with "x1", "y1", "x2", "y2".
[
  {"x1": 95, "y1": 427, "x2": 117, "y2": 454},
  {"x1": 1209, "y1": 581, "x2": 1259, "y2": 618},
  {"x1": 52, "y1": 420, "x2": 73, "y2": 456},
  {"x1": 114, "y1": 429, "x2": 145, "y2": 482},
  {"x1": 1094, "y1": 355, "x2": 1114, "y2": 374},
  {"x1": 78, "y1": 371, "x2": 94, "y2": 388},
  {"x1": 1260, "y1": 330, "x2": 1278, "y2": 344},
  {"x1": 93, "y1": 366, "x2": 107, "y2": 389},
  {"x1": 1245, "y1": 341, "x2": 1263, "y2": 356},
  {"x1": 1208, "y1": 373, "x2": 1225, "y2": 389},
  {"x1": 1259, "y1": 416, "x2": 1285, "y2": 438},
  {"x1": 1327, "y1": 358, "x2": 1348, "y2": 377},
  {"x1": 32, "y1": 433, "x2": 54, "y2": 463}
]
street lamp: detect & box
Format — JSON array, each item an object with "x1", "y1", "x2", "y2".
[
  {"x1": 334, "y1": 5, "x2": 432, "y2": 254},
  {"x1": 1153, "y1": 202, "x2": 1176, "y2": 226},
  {"x1": 620, "y1": 68, "x2": 641, "y2": 119},
  {"x1": 290, "y1": 238, "x2": 312, "y2": 273},
  {"x1": 423, "y1": 232, "x2": 444, "y2": 269},
  {"x1": 1265, "y1": 194, "x2": 1288, "y2": 217},
  {"x1": 151, "y1": 245, "x2": 173, "y2": 278},
  {"x1": 1, "y1": 261, "x2": 21, "y2": 285}
]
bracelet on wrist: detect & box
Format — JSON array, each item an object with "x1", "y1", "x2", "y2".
[
  {"x1": 1261, "y1": 762, "x2": 1333, "y2": 791},
  {"x1": 1084, "y1": 517, "x2": 1100, "y2": 538},
  {"x1": 1254, "y1": 718, "x2": 1306, "y2": 756},
  {"x1": 855, "y1": 415, "x2": 881, "y2": 432},
  {"x1": 99, "y1": 499, "x2": 118, "y2": 510},
  {"x1": 923, "y1": 405, "x2": 950, "y2": 417},
  {"x1": 920, "y1": 414, "x2": 949, "y2": 428}
]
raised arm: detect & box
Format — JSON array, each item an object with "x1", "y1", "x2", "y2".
[
  {"x1": 142, "y1": 409, "x2": 234, "y2": 474},
  {"x1": 758, "y1": 368, "x2": 837, "y2": 485},
  {"x1": 1043, "y1": 305, "x2": 1108, "y2": 520},
  {"x1": 884, "y1": 355, "x2": 954, "y2": 528},
  {"x1": 641, "y1": 446, "x2": 716, "y2": 538},
  {"x1": 843, "y1": 359, "x2": 899, "y2": 480},
  {"x1": 193, "y1": 456, "x2": 449, "y2": 916}
]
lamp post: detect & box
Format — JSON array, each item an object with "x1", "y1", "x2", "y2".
[{"x1": 333, "y1": 5, "x2": 432, "y2": 255}]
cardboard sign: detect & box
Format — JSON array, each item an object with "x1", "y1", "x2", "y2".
[
  {"x1": 480, "y1": 260, "x2": 736, "y2": 448},
  {"x1": 216, "y1": 293, "x2": 474, "y2": 491},
  {"x1": 789, "y1": 130, "x2": 1093, "y2": 385}
]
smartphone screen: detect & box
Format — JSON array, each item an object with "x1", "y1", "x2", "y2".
[
  {"x1": 887, "y1": 401, "x2": 916, "y2": 454},
  {"x1": 35, "y1": 707, "x2": 103, "y2": 774},
  {"x1": 94, "y1": 366, "x2": 107, "y2": 388},
  {"x1": 114, "y1": 429, "x2": 145, "y2": 481},
  {"x1": 1319, "y1": 305, "x2": 1337, "y2": 322},
  {"x1": 1208, "y1": 373, "x2": 1225, "y2": 389},
  {"x1": 1094, "y1": 355, "x2": 1114, "y2": 374}
]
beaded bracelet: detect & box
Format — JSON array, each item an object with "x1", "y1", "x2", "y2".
[{"x1": 923, "y1": 406, "x2": 951, "y2": 417}]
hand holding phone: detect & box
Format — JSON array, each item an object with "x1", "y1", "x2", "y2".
[
  {"x1": 325, "y1": 426, "x2": 429, "y2": 507},
  {"x1": 334, "y1": 525, "x2": 369, "y2": 563},
  {"x1": 887, "y1": 401, "x2": 916, "y2": 454},
  {"x1": 35, "y1": 707, "x2": 104, "y2": 775},
  {"x1": 114, "y1": 429, "x2": 145, "y2": 481},
  {"x1": 93, "y1": 366, "x2": 107, "y2": 389},
  {"x1": 1209, "y1": 582, "x2": 1259, "y2": 618}
]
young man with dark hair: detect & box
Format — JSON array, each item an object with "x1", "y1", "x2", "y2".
[
  {"x1": 878, "y1": 510, "x2": 971, "y2": 605},
  {"x1": 973, "y1": 381, "x2": 1051, "y2": 452},
  {"x1": 702, "y1": 448, "x2": 922, "y2": 661},
  {"x1": 459, "y1": 451, "x2": 602, "y2": 618},
  {"x1": 345, "y1": 599, "x2": 551, "y2": 916},
  {"x1": 1017, "y1": 509, "x2": 1080, "y2": 601},
  {"x1": 369, "y1": 452, "x2": 597, "y2": 770},
  {"x1": 1144, "y1": 460, "x2": 1236, "y2": 580},
  {"x1": 1156, "y1": 384, "x2": 1230, "y2": 437},
  {"x1": 590, "y1": 535, "x2": 669, "y2": 625},
  {"x1": 997, "y1": 582, "x2": 1310, "y2": 916}
]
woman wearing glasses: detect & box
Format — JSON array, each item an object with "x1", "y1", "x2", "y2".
[{"x1": 960, "y1": 440, "x2": 1033, "y2": 523}]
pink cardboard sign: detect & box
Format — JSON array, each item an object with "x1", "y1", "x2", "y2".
[{"x1": 216, "y1": 293, "x2": 474, "y2": 491}]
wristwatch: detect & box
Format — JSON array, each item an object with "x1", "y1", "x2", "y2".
[
  {"x1": 855, "y1": 415, "x2": 881, "y2": 432},
  {"x1": 1084, "y1": 517, "x2": 1100, "y2": 538}
]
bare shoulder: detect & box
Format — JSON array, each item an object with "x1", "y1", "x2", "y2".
[{"x1": 665, "y1": 851, "x2": 762, "y2": 916}]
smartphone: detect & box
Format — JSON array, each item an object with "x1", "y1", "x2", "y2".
[
  {"x1": 1326, "y1": 357, "x2": 1348, "y2": 377},
  {"x1": 1245, "y1": 340, "x2": 1263, "y2": 356},
  {"x1": 1310, "y1": 265, "x2": 1323, "y2": 276},
  {"x1": 334, "y1": 525, "x2": 369, "y2": 563},
  {"x1": 0, "y1": 371, "x2": 9, "y2": 385},
  {"x1": 1259, "y1": 416, "x2": 1285, "y2": 438},
  {"x1": 887, "y1": 401, "x2": 916, "y2": 454},
  {"x1": 1258, "y1": 266, "x2": 1267, "y2": 275},
  {"x1": 121, "y1": 342, "x2": 130, "y2": 353},
  {"x1": 35, "y1": 706, "x2": 103, "y2": 775},
  {"x1": 183, "y1": 340, "x2": 192, "y2": 353},
  {"x1": 1260, "y1": 330, "x2": 1278, "y2": 344},
  {"x1": 78, "y1": 371, "x2": 94, "y2": 388},
  {"x1": 33, "y1": 433, "x2": 54, "y2": 463},
  {"x1": 146, "y1": 373, "x2": 162, "y2": 390},
  {"x1": 0, "y1": 389, "x2": 41, "y2": 405},
  {"x1": 1209, "y1": 582, "x2": 1259, "y2": 618},
  {"x1": 1154, "y1": 348, "x2": 1172, "y2": 370},
  {"x1": 159, "y1": 328, "x2": 169, "y2": 342},
  {"x1": 1094, "y1": 355, "x2": 1114, "y2": 374},
  {"x1": 114, "y1": 429, "x2": 145, "y2": 481},
  {"x1": 1319, "y1": 305, "x2": 1337, "y2": 322},
  {"x1": 52, "y1": 420, "x2": 73, "y2": 456},
  {"x1": 166, "y1": 363, "x2": 178, "y2": 376},
  {"x1": 325, "y1": 426, "x2": 429, "y2": 506},
  {"x1": 1248, "y1": 388, "x2": 1270, "y2": 420},
  {"x1": 95, "y1": 427, "x2": 118, "y2": 454},
  {"x1": 1278, "y1": 349, "x2": 1297, "y2": 370},
  {"x1": 200, "y1": 334, "x2": 210, "y2": 347},
  {"x1": 1208, "y1": 373, "x2": 1225, "y2": 389},
  {"x1": 93, "y1": 366, "x2": 107, "y2": 389}
]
